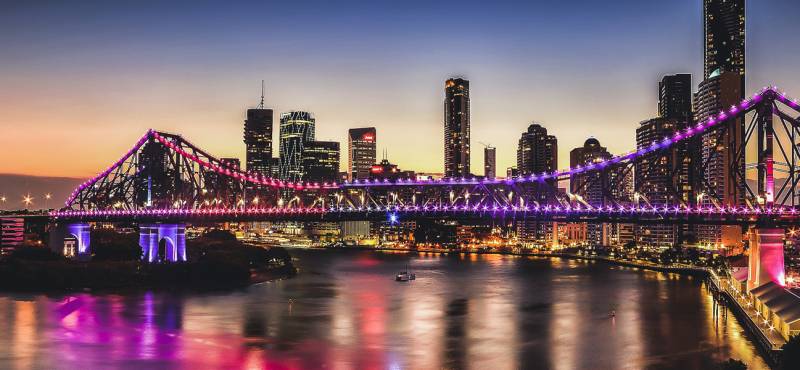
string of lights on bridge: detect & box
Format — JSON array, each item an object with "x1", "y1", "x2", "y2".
[
  {"x1": 51, "y1": 203, "x2": 800, "y2": 220},
  {"x1": 65, "y1": 86, "x2": 800, "y2": 208}
]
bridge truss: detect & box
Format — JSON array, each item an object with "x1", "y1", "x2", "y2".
[{"x1": 56, "y1": 87, "x2": 800, "y2": 227}]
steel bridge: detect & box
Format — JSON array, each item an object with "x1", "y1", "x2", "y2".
[{"x1": 45, "y1": 86, "x2": 800, "y2": 262}]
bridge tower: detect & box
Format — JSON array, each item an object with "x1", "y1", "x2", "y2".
[
  {"x1": 747, "y1": 228, "x2": 786, "y2": 291},
  {"x1": 139, "y1": 224, "x2": 186, "y2": 263},
  {"x1": 49, "y1": 223, "x2": 91, "y2": 261}
]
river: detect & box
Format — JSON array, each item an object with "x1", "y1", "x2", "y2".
[{"x1": 0, "y1": 249, "x2": 770, "y2": 369}]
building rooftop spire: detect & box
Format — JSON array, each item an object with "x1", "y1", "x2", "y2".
[{"x1": 258, "y1": 80, "x2": 265, "y2": 109}]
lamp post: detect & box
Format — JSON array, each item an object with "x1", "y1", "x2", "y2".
[{"x1": 22, "y1": 194, "x2": 34, "y2": 209}]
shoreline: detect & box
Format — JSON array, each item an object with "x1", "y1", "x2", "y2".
[
  {"x1": 316, "y1": 245, "x2": 711, "y2": 276},
  {"x1": 0, "y1": 261, "x2": 297, "y2": 294}
]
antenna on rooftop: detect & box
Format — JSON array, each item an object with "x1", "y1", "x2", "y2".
[{"x1": 258, "y1": 80, "x2": 265, "y2": 109}]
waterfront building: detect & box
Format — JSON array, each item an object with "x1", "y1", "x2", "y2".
[
  {"x1": 0, "y1": 217, "x2": 24, "y2": 249},
  {"x1": 309, "y1": 222, "x2": 340, "y2": 244},
  {"x1": 553, "y1": 222, "x2": 587, "y2": 247},
  {"x1": 516, "y1": 123, "x2": 557, "y2": 243},
  {"x1": 279, "y1": 111, "x2": 315, "y2": 182},
  {"x1": 748, "y1": 282, "x2": 800, "y2": 341},
  {"x1": 348, "y1": 127, "x2": 376, "y2": 181},
  {"x1": 484, "y1": 146, "x2": 496, "y2": 179},
  {"x1": 695, "y1": 72, "x2": 745, "y2": 249},
  {"x1": 302, "y1": 141, "x2": 340, "y2": 183},
  {"x1": 570, "y1": 138, "x2": 612, "y2": 246},
  {"x1": 340, "y1": 221, "x2": 372, "y2": 244},
  {"x1": 634, "y1": 117, "x2": 687, "y2": 247},
  {"x1": 444, "y1": 78, "x2": 470, "y2": 178}
]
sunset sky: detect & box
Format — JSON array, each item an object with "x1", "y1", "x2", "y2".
[{"x1": 1, "y1": 0, "x2": 799, "y2": 182}]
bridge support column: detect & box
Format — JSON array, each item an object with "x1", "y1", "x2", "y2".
[
  {"x1": 747, "y1": 228, "x2": 785, "y2": 291},
  {"x1": 139, "y1": 223, "x2": 186, "y2": 263},
  {"x1": 48, "y1": 223, "x2": 91, "y2": 261}
]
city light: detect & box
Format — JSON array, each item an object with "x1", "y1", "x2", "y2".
[{"x1": 6, "y1": 2, "x2": 800, "y2": 368}]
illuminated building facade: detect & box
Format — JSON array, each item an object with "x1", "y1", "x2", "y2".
[
  {"x1": 244, "y1": 108, "x2": 273, "y2": 176},
  {"x1": 516, "y1": 123, "x2": 557, "y2": 242},
  {"x1": 444, "y1": 78, "x2": 470, "y2": 178},
  {"x1": 484, "y1": 146, "x2": 496, "y2": 179},
  {"x1": 279, "y1": 111, "x2": 315, "y2": 182},
  {"x1": 635, "y1": 117, "x2": 685, "y2": 247},
  {"x1": 695, "y1": 72, "x2": 745, "y2": 249},
  {"x1": 703, "y1": 0, "x2": 745, "y2": 89},
  {"x1": 302, "y1": 141, "x2": 340, "y2": 183},
  {"x1": 348, "y1": 127, "x2": 376, "y2": 181},
  {"x1": 570, "y1": 138, "x2": 611, "y2": 246}
]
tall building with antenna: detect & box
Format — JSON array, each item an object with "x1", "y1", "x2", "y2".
[{"x1": 243, "y1": 81, "x2": 274, "y2": 176}]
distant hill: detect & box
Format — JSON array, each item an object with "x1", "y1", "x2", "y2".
[{"x1": 0, "y1": 174, "x2": 84, "y2": 210}]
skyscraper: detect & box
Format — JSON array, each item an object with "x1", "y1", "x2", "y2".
[
  {"x1": 484, "y1": 146, "x2": 496, "y2": 179},
  {"x1": 570, "y1": 138, "x2": 611, "y2": 246},
  {"x1": 569, "y1": 138, "x2": 610, "y2": 198},
  {"x1": 302, "y1": 141, "x2": 340, "y2": 183},
  {"x1": 244, "y1": 109, "x2": 273, "y2": 176},
  {"x1": 635, "y1": 117, "x2": 686, "y2": 247},
  {"x1": 517, "y1": 123, "x2": 557, "y2": 177},
  {"x1": 703, "y1": 0, "x2": 745, "y2": 92},
  {"x1": 279, "y1": 111, "x2": 315, "y2": 182},
  {"x1": 659, "y1": 74, "x2": 693, "y2": 123},
  {"x1": 516, "y1": 123, "x2": 557, "y2": 242},
  {"x1": 444, "y1": 78, "x2": 470, "y2": 178},
  {"x1": 348, "y1": 127, "x2": 376, "y2": 181},
  {"x1": 695, "y1": 71, "x2": 745, "y2": 249}
]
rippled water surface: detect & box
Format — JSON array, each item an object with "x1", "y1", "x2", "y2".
[{"x1": 0, "y1": 249, "x2": 770, "y2": 369}]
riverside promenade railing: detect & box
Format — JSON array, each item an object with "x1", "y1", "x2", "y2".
[{"x1": 707, "y1": 270, "x2": 784, "y2": 361}]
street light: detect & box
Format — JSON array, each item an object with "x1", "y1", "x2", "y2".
[{"x1": 22, "y1": 194, "x2": 34, "y2": 208}]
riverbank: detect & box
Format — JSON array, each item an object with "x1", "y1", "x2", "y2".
[
  {"x1": 0, "y1": 260, "x2": 297, "y2": 292},
  {"x1": 0, "y1": 233, "x2": 298, "y2": 292}
]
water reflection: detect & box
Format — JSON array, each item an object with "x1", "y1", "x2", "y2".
[{"x1": 0, "y1": 249, "x2": 770, "y2": 369}]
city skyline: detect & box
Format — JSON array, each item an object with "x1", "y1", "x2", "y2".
[
  {"x1": 2, "y1": 3, "x2": 800, "y2": 367},
  {"x1": 2, "y1": 0, "x2": 799, "y2": 181}
]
